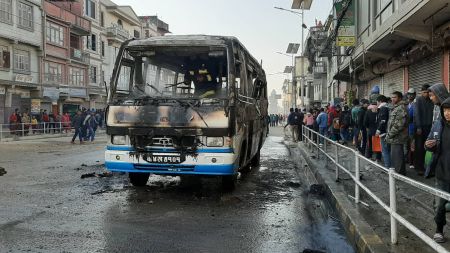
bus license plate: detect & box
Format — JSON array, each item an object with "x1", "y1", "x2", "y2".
[{"x1": 143, "y1": 154, "x2": 184, "y2": 164}]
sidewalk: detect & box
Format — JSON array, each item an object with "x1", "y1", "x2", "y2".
[
  {"x1": 0, "y1": 129, "x2": 106, "y2": 143},
  {"x1": 284, "y1": 133, "x2": 450, "y2": 253}
]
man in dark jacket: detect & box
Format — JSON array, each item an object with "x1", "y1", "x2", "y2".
[
  {"x1": 71, "y1": 110, "x2": 84, "y2": 144},
  {"x1": 295, "y1": 108, "x2": 304, "y2": 141},
  {"x1": 414, "y1": 84, "x2": 434, "y2": 175},
  {"x1": 376, "y1": 95, "x2": 391, "y2": 168},
  {"x1": 426, "y1": 97, "x2": 450, "y2": 243},
  {"x1": 357, "y1": 99, "x2": 369, "y2": 155},
  {"x1": 364, "y1": 104, "x2": 381, "y2": 161},
  {"x1": 386, "y1": 91, "x2": 408, "y2": 175}
]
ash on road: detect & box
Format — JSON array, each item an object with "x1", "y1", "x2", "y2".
[{"x1": 0, "y1": 130, "x2": 354, "y2": 253}]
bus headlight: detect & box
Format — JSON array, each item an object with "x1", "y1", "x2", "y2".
[
  {"x1": 206, "y1": 137, "x2": 224, "y2": 147},
  {"x1": 112, "y1": 135, "x2": 126, "y2": 145}
]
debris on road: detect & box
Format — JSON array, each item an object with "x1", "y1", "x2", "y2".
[
  {"x1": 0, "y1": 167, "x2": 6, "y2": 176},
  {"x1": 81, "y1": 172, "x2": 96, "y2": 179},
  {"x1": 80, "y1": 171, "x2": 113, "y2": 179},
  {"x1": 309, "y1": 184, "x2": 325, "y2": 196}
]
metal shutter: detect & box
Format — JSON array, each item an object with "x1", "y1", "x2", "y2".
[
  {"x1": 358, "y1": 82, "x2": 369, "y2": 99},
  {"x1": 409, "y1": 52, "x2": 443, "y2": 91},
  {"x1": 383, "y1": 67, "x2": 404, "y2": 96}
]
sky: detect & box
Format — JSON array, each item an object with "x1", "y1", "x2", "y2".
[{"x1": 114, "y1": 0, "x2": 333, "y2": 95}]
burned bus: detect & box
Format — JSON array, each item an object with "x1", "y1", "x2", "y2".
[{"x1": 105, "y1": 35, "x2": 268, "y2": 188}]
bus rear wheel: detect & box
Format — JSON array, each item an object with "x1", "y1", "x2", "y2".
[{"x1": 129, "y1": 172, "x2": 150, "y2": 187}]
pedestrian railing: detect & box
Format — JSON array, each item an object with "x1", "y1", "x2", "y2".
[
  {"x1": 0, "y1": 122, "x2": 75, "y2": 141},
  {"x1": 301, "y1": 126, "x2": 450, "y2": 253}
]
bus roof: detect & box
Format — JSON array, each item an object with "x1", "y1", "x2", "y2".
[{"x1": 127, "y1": 35, "x2": 238, "y2": 48}]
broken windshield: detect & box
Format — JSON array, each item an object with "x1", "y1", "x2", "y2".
[{"x1": 114, "y1": 46, "x2": 229, "y2": 100}]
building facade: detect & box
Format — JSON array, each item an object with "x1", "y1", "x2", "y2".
[
  {"x1": 42, "y1": 0, "x2": 91, "y2": 115},
  {"x1": 317, "y1": 0, "x2": 450, "y2": 104},
  {"x1": 0, "y1": 0, "x2": 42, "y2": 123}
]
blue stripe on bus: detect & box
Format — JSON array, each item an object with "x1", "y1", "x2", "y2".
[
  {"x1": 106, "y1": 145, "x2": 234, "y2": 153},
  {"x1": 105, "y1": 161, "x2": 236, "y2": 176}
]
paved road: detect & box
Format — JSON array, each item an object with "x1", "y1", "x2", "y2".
[{"x1": 0, "y1": 127, "x2": 354, "y2": 253}]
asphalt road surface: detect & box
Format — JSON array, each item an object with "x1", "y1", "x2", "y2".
[{"x1": 0, "y1": 128, "x2": 354, "y2": 253}]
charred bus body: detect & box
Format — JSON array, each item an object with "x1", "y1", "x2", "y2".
[{"x1": 105, "y1": 35, "x2": 268, "y2": 188}]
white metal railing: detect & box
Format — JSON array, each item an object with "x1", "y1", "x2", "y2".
[
  {"x1": 301, "y1": 125, "x2": 450, "y2": 253},
  {"x1": 1, "y1": 122, "x2": 75, "y2": 141}
]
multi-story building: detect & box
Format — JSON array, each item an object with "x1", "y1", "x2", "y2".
[
  {"x1": 318, "y1": 0, "x2": 450, "y2": 102},
  {"x1": 0, "y1": 0, "x2": 43, "y2": 123},
  {"x1": 84, "y1": 0, "x2": 107, "y2": 110},
  {"x1": 303, "y1": 24, "x2": 329, "y2": 108},
  {"x1": 42, "y1": 0, "x2": 91, "y2": 115},
  {"x1": 140, "y1": 15, "x2": 170, "y2": 38},
  {"x1": 100, "y1": 0, "x2": 142, "y2": 93}
]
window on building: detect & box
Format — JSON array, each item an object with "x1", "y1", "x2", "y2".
[
  {"x1": 17, "y1": 2, "x2": 32, "y2": 30},
  {"x1": 44, "y1": 62, "x2": 62, "y2": 83},
  {"x1": 117, "y1": 19, "x2": 122, "y2": 28},
  {"x1": 87, "y1": 34, "x2": 96, "y2": 51},
  {"x1": 134, "y1": 30, "x2": 140, "y2": 38},
  {"x1": 0, "y1": 45, "x2": 10, "y2": 69},
  {"x1": 101, "y1": 41, "x2": 104, "y2": 57},
  {"x1": 69, "y1": 67, "x2": 84, "y2": 86},
  {"x1": 145, "y1": 30, "x2": 149, "y2": 38},
  {"x1": 89, "y1": 65, "x2": 97, "y2": 84},
  {"x1": 46, "y1": 22, "x2": 64, "y2": 46},
  {"x1": 85, "y1": 0, "x2": 95, "y2": 19},
  {"x1": 0, "y1": 0, "x2": 12, "y2": 24},
  {"x1": 101, "y1": 70, "x2": 104, "y2": 84},
  {"x1": 13, "y1": 49, "x2": 30, "y2": 72},
  {"x1": 100, "y1": 12, "x2": 104, "y2": 27}
]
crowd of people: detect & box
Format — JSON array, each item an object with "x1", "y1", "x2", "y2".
[
  {"x1": 7, "y1": 108, "x2": 105, "y2": 143},
  {"x1": 280, "y1": 83, "x2": 450, "y2": 243},
  {"x1": 268, "y1": 114, "x2": 285, "y2": 127}
]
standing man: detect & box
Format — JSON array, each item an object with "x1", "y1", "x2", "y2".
[
  {"x1": 386, "y1": 91, "x2": 408, "y2": 175},
  {"x1": 316, "y1": 108, "x2": 328, "y2": 145},
  {"x1": 426, "y1": 98, "x2": 450, "y2": 243},
  {"x1": 406, "y1": 88, "x2": 416, "y2": 171},
  {"x1": 351, "y1": 99, "x2": 361, "y2": 147},
  {"x1": 357, "y1": 99, "x2": 370, "y2": 155},
  {"x1": 414, "y1": 85, "x2": 434, "y2": 175},
  {"x1": 339, "y1": 105, "x2": 352, "y2": 145}
]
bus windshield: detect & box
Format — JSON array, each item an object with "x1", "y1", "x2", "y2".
[{"x1": 114, "y1": 46, "x2": 229, "y2": 100}]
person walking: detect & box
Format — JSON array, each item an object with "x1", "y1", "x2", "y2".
[
  {"x1": 296, "y1": 108, "x2": 304, "y2": 141},
  {"x1": 71, "y1": 110, "x2": 84, "y2": 144},
  {"x1": 285, "y1": 108, "x2": 299, "y2": 142},
  {"x1": 414, "y1": 85, "x2": 434, "y2": 175},
  {"x1": 386, "y1": 91, "x2": 408, "y2": 175},
  {"x1": 376, "y1": 95, "x2": 391, "y2": 168},
  {"x1": 426, "y1": 98, "x2": 450, "y2": 243}
]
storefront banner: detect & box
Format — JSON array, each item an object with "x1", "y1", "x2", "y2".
[
  {"x1": 43, "y1": 87, "x2": 60, "y2": 101},
  {"x1": 335, "y1": 0, "x2": 355, "y2": 47}
]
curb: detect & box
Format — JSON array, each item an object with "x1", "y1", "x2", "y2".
[
  {"x1": 0, "y1": 130, "x2": 106, "y2": 143},
  {"x1": 287, "y1": 141, "x2": 389, "y2": 253}
]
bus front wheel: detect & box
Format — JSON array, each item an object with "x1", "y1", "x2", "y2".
[
  {"x1": 129, "y1": 172, "x2": 150, "y2": 187},
  {"x1": 222, "y1": 174, "x2": 237, "y2": 191}
]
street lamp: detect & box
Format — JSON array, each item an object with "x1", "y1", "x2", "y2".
[{"x1": 274, "y1": 5, "x2": 307, "y2": 108}]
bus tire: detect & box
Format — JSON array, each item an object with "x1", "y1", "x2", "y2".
[
  {"x1": 222, "y1": 174, "x2": 237, "y2": 191},
  {"x1": 250, "y1": 149, "x2": 261, "y2": 167},
  {"x1": 129, "y1": 172, "x2": 150, "y2": 187}
]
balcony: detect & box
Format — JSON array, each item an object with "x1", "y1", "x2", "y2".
[
  {"x1": 70, "y1": 48, "x2": 89, "y2": 65},
  {"x1": 106, "y1": 26, "x2": 130, "y2": 42},
  {"x1": 44, "y1": 1, "x2": 91, "y2": 35}
]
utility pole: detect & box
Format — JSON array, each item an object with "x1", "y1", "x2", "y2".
[{"x1": 300, "y1": 7, "x2": 305, "y2": 108}]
